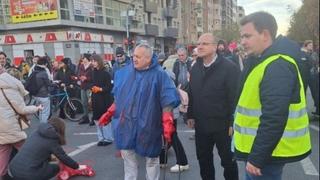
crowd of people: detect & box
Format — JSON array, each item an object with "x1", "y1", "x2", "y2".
[{"x1": 0, "y1": 11, "x2": 319, "y2": 180}]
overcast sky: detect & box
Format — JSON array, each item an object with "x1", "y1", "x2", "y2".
[{"x1": 238, "y1": 0, "x2": 303, "y2": 35}]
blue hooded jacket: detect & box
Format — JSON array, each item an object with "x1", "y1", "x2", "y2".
[{"x1": 112, "y1": 54, "x2": 180, "y2": 157}]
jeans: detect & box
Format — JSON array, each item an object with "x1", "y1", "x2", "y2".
[
  {"x1": 80, "y1": 89, "x2": 90, "y2": 116},
  {"x1": 34, "y1": 96, "x2": 50, "y2": 123},
  {"x1": 121, "y1": 150, "x2": 160, "y2": 180},
  {"x1": 245, "y1": 163, "x2": 285, "y2": 180},
  {"x1": 95, "y1": 121, "x2": 113, "y2": 142}
]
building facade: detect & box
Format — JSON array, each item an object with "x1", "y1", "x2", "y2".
[
  {"x1": 179, "y1": 0, "x2": 242, "y2": 48},
  {"x1": 0, "y1": 0, "x2": 181, "y2": 64},
  {"x1": 236, "y1": 5, "x2": 245, "y2": 25}
]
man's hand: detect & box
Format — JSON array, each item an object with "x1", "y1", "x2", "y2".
[
  {"x1": 228, "y1": 126, "x2": 233, "y2": 136},
  {"x1": 78, "y1": 165, "x2": 88, "y2": 170},
  {"x1": 91, "y1": 86, "x2": 102, "y2": 93},
  {"x1": 187, "y1": 119, "x2": 195, "y2": 129},
  {"x1": 98, "y1": 103, "x2": 116, "y2": 126},
  {"x1": 246, "y1": 162, "x2": 262, "y2": 176},
  {"x1": 80, "y1": 76, "x2": 87, "y2": 81},
  {"x1": 162, "y1": 112, "x2": 175, "y2": 143}
]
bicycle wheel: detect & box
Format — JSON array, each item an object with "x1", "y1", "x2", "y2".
[{"x1": 64, "y1": 98, "x2": 84, "y2": 122}]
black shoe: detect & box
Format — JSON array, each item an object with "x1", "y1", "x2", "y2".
[
  {"x1": 78, "y1": 116, "x2": 90, "y2": 124},
  {"x1": 89, "y1": 120, "x2": 95, "y2": 126},
  {"x1": 2, "y1": 173, "x2": 13, "y2": 180},
  {"x1": 97, "y1": 141, "x2": 112, "y2": 146}
]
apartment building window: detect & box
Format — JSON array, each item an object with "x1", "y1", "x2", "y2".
[
  {"x1": 95, "y1": 4, "x2": 103, "y2": 24},
  {"x1": 167, "y1": 17, "x2": 172, "y2": 27},
  {"x1": 105, "y1": 0, "x2": 127, "y2": 27},
  {"x1": 1, "y1": 0, "x2": 11, "y2": 23},
  {"x1": 95, "y1": 0, "x2": 102, "y2": 5},
  {"x1": 60, "y1": 0, "x2": 70, "y2": 20}
]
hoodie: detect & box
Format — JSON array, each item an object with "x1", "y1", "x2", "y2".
[
  {"x1": 112, "y1": 53, "x2": 180, "y2": 157},
  {"x1": 235, "y1": 35, "x2": 311, "y2": 168}
]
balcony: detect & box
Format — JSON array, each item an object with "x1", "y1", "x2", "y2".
[
  {"x1": 163, "y1": 8, "x2": 177, "y2": 18},
  {"x1": 144, "y1": 1, "x2": 158, "y2": 13},
  {"x1": 145, "y1": 24, "x2": 159, "y2": 36},
  {"x1": 164, "y1": 27, "x2": 178, "y2": 38}
]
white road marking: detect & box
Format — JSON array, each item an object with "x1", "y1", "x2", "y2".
[
  {"x1": 310, "y1": 124, "x2": 319, "y2": 131},
  {"x1": 74, "y1": 132, "x2": 98, "y2": 135},
  {"x1": 301, "y1": 157, "x2": 319, "y2": 176},
  {"x1": 68, "y1": 142, "x2": 97, "y2": 157},
  {"x1": 177, "y1": 130, "x2": 195, "y2": 133}
]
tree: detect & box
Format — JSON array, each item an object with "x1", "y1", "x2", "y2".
[
  {"x1": 287, "y1": 0, "x2": 319, "y2": 47},
  {"x1": 214, "y1": 23, "x2": 240, "y2": 43}
]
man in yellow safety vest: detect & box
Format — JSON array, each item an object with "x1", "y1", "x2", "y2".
[{"x1": 234, "y1": 11, "x2": 311, "y2": 180}]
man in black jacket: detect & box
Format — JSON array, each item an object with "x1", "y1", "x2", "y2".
[
  {"x1": 187, "y1": 33, "x2": 239, "y2": 180},
  {"x1": 33, "y1": 57, "x2": 51, "y2": 123}
]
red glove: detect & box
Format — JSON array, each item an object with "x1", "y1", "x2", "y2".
[
  {"x1": 162, "y1": 112, "x2": 175, "y2": 144},
  {"x1": 91, "y1": 86, "x2": 102, "y2": 93},
  {"x1": 98, "y1": 103, "x2": 116, "y2": 126}
]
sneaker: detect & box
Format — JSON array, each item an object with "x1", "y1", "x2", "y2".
[
  {"x1": 170, "y1": 164, "x2": 189, "y2": 173},
  {"x1": 88, "y1": 120, "x2": 95, "y2": 126}
]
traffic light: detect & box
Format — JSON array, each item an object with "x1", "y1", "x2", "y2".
[{"x1": 128, "y1": 38, "x2": 135, "y2": 50}]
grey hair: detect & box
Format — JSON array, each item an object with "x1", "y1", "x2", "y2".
[
  {"x1": 177, "y1": 47, "x2": 187, "y2": 54},
  {"x1": 135, "y1": 43, "x2": 153, "y2": 58}
]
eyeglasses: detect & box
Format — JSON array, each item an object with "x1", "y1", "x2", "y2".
[
  {"x1": 116, "y1": 55, "x2": 123, "y2": 58},
  {"x1": 197, "y1": 42, "x2": 216, "y2": 46}
]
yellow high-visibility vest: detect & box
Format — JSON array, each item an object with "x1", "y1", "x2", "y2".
[{"x1": 234, "y1": 54, "x2": 311, "y2": 157}]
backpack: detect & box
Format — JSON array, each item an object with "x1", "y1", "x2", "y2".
[{"x1": 24, "y1": 71, "x2": 39, "y2": 96}]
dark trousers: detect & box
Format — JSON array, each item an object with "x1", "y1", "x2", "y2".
[
  {"x1": 309, "y1": 72, "x2": 319, "y2": 114},
  {"x1": 160, "y1": 119, "x2": 188, "y2": 165},
  {"x1": 195, "y1": 129, "x2": 238, "y2": 180},
  {"x1": 10, "y1": 164, "x2": 59, "y2": 180}
]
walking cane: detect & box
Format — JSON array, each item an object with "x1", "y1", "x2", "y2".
[{"x1": 162, "y1": 140, "x2": 168, "y2": 180}]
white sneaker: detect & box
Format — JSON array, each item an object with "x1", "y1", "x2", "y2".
[{"x1": 170, "y1": 164, "x2": 189, "y2": 172}]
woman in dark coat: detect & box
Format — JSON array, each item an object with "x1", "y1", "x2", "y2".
[
  {"x1": 90, "y1": 54, "x2": 113, "y2": 146},
  {"x1": 8, "y1": 118, "x2": 85, "y2": 180}
]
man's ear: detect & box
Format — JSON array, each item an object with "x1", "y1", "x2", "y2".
[{"x1": 262, "y1": 29, "x2": 272, "y2": 42}]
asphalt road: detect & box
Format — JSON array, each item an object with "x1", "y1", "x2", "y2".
[{"x1": 24, "y1": 89, "x2": 318, "y2": 180}]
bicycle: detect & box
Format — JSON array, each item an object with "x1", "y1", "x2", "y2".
[{"x1": 28, "y1": 84, "x2": 85, "y2": 122}]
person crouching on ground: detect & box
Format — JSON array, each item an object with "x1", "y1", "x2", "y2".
[{"x1": 8, "y1": 117, "x2": 87, "y2": 180}]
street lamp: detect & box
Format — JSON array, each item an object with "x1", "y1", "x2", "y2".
[{"x1": 125, "y1": 0, "x2": 138, "y2": 55}]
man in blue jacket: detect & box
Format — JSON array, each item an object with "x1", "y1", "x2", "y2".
[{"x1": 99, "y1": 43, "x2": 180, "y2": 180}]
